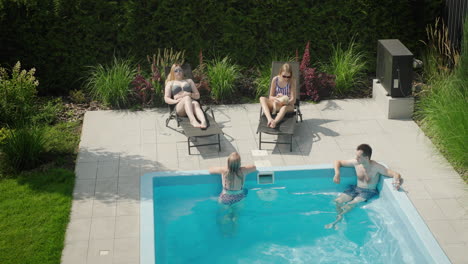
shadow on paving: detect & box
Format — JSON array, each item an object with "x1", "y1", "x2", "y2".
[
  {"x1": 74, "y1": 147, "x2": 171, "y2": 203},
  {"x1": 265, "y1": 118, "x2": 340, "y2": 155}
]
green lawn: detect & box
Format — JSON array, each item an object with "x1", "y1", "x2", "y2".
[
  {"x1": 0, "y1": 121, "x2": 80, "y2": 264},
  {"x1": 0, "y1": 168, "x2": 75, "y2": 264}
]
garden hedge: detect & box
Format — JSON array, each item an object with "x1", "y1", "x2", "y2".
[{"x1": 0, "y1": 0, "x2": 443, "y2": 95}]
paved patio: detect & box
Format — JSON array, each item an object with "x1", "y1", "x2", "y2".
[{"x1": 61, "y1": 99, "x2": 468, "y2": 264}]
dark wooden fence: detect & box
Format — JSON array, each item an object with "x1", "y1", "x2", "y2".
[{"x1": 444, "y1": 0, "x2": 468, "y2": 50}]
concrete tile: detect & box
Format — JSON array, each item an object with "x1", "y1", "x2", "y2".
[
  {"x1": 156, "y1": 143, "x2": 178, "y2": 162},
  {"x1": 449, "y1": 220, "x2": 468, "y2": 243},
  {"x1": 422, "y1": 179, "x2": 468, "y2": 199},
  {"x1": 116, "y1": 199, "x2": 140, "y2": 216},
  {"x1": 70, "y1": 198, "x2": 94, "y2": 219},
  {"x1": 403, "y1": 179, "x2": 432, "y2": 200},
  {"x1": 61, "y1": 241, "x2": 88, "y2": 264},
  {"x1": 65, "y1": 218, "x2": 91, "y2": 242},
  {"x1": 410, "y1": 198, "x2": 446, "y2": 221},
  {"x1": 141, "y1": 129, "x2": 157, "y2": 144},
  {"x1": 90, "y1": 217, "x2": 115, "y2": 240},
  {"x1": 73, "y1": 179, "x2": 96, "y2": 197},
  {"x1": 113, "y1": 238, "x2": 140, "y2": 263},
  {"x1": 95, "y1": 179, "x2": 118, "y2": 200},
  {"x1": 443, "y1": 243, "x2": 468, "y2": 264},
  {"x1": 92, "y1": 199, "x2": 116, "y2": 217},
  {"x1": 119, "y1": 164, "x2": 140, "y2": 178},
  {"x1": 426, "y1": 220, "x2": 465, "y2": 244},
  {"x1": 75, "y1": 162, "x2": 97, "y2": 180},
  {"x1": 115, "y1": 216, "x2": 139, "y2": 238},
  {"x1": 118, "y1": 183, "x2": 140, "y2": 201},
  {"x1": 118, "y1": 175, "x2": 140, "y2": 186},
  {"x1": 87, "y1": 239, "x2": 114, "y2": 264},
  {"x1": 435, "y1": 199, "x2": 467, "y2": 220},
  {"x1": 140, "y1": 143, "x2": 157, "y2": 162},
  {"x1": 97, "y1": 161, "x2": 119, "y2": 179}
]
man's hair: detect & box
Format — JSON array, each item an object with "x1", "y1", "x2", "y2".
[{"x1": 357, "y1": 144, "x2": 372, "y2": 159}]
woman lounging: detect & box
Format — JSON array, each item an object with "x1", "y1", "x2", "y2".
[{"x1": 164, "y1": 64, "x2": 207, "y2": 128}]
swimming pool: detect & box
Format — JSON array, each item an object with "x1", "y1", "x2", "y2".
[{"x1": 140, "y1": 164, "x2": 450, "y2": 264}]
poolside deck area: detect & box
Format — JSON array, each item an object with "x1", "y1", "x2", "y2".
[{"x1": 61, "y1": 99, "x2": 468, "y2": 264}]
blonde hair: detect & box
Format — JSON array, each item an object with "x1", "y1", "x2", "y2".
[
  {"x1": 165, "y1": 64, "x2": 183, "y2": 85},
  {"x1": 277, "y1": 63, "x2": 293, "y2": 78},
  {"x1": 223, "y1": 152, "x2": 243, "y2": 190}
]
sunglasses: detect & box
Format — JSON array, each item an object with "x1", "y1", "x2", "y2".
[
  {"x1": 282, "y1": 75, "x2": 291, "y2": 79},
  {"x1": 174, "y1": 69, "x2": 183, "y2": 73}
]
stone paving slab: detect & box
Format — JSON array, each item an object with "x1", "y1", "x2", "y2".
[{"x1": 62, "y1": 99, "x2": 467, "y2": 264}]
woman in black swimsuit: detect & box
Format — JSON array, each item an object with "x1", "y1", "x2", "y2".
[{"x1": 164, "y1": 64, "x2": 207, "y2": 128}]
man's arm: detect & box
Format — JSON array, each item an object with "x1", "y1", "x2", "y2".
[
  {"x1": 333, "y1": 159, "x2": 356, "y2": 184},
  {"x1": 376, "y1": 163, "x2": 402, "y2": 190}
]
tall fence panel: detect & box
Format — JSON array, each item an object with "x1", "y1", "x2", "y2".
[{"x1": 445, "y1": 0, "x2": 468, "y2": 50}]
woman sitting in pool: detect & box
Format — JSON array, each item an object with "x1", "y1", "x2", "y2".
[
  {"x1": 259, "y1": 63, "x2": 296, "y2": 128},
  {"x1": 164, "y1": 64, "x2": 207, "y2": 128},
  {"x1": 209, "y1": 152, "x2": 256, "y2": 205}
]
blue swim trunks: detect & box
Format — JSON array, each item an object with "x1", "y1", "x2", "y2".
[{"x1": 343, "y1": 185, "x2": 378, "y2": 201}]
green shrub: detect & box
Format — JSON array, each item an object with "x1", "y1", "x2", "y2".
[
  {"x1": 69, "y1": 89, "x2": 87, "y2": 104},
  {"x1": 416, "y1": 16, "x2": 468, "y2": 178},
  {"x1": 321, "y1": 39, "x2": 367, "y2": 95},
  {"x1": 84, "y1": 57, "x2": 136, "y2": 108},
  {"x1": 0, "y1": 1, "x2": 442, "y2": 95},
  {"x1": 420, "y1": 18, "x2": 460, "y2": 81},
  {"x1": 0, "y1": 127, "x2": 7, "y2": 145},
  {"x1": 148, "y1": 48, "x2": 186, "y2": 80},
  {"x1": 254, "y1": 66, "x2": 271, "y2": 99},
  {"x1": 44, "y1": 121, "x2": 80, "y2": 157},
  {"x1": 0, "y1": 61, "x2": 39, "y2": 126},
  {"x1": 416, "y1": 77, "x2": 467, "y2": 171},
  {"x1": 206, "y1": 56, "x2": 240, "y2": 101},
  {"x1": 31, "y1": 98, "x2": 63, "y2": 125},
  {"x1": 1, "y1": 127, "x2": 46, "y2": 172}
]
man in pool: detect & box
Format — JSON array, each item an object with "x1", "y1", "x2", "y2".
[{"x1": 325, "y1": 143, "x2": 402, "y2": 229}]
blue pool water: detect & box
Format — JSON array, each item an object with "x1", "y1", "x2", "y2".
[{"x1": 140, "y1": 165, "x2": 450, "y2": 264}]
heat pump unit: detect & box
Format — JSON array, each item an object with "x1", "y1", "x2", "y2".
[{"x1": 376, "y1": 39, "x2": 413, "y2": 97}]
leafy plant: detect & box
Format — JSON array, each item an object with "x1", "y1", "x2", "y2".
[
  {"x1": 303, "y1": 68, "x2": 336, "y2": 101},
  {"x1": 148, "y1": 48, "x2": 186, "y2": 80},
  {"x1": 69, "y1": 89, "x2": 87, "y2": 104},
  {"x1": 321, "y1": 38, "x2": 367, "y2": 96},
  {"x1": 206, "y1": 56, "x2": 240, "y2": 101},
  {"x1": 31, "y1": 97, "x2": 63, "y2": 125},
  {"x1": 146, "y1": 55, "x2": 165, "y2": 106},
  {"x1": 300, "y1": 42, "x2": 336, "y2": 101},
  {"x1": 193, "y1": 49, "x2": 210, "y2": 94},
  {"x1": 1, "y1": 126, "x2": 46, "y2": 172},
  {"x1": 0, "y1": 61, "x2": 39, "y2": 126},
  {"x1": 254, "y1": 66, "x2": 271, "y2": 99},
  {"x1": 420, "y1": 17, "x2": 460, "y2": 80},
  {"x1": 416, "y1": 16, "x2": 468, "y2": 178},
  {"x1": 131, "y1": 64, "x2": 160, "y2": 107},
  {"x1": 84, "y1": 57, "x2": 136, "y2": 108},
  {"x1": 43, "y1": 121, "x2": 80, "y2": 157}
]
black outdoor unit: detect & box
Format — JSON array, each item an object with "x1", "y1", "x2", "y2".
[{"x1": 376, "y1": 39, "x2": 414, "y2": 97}]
